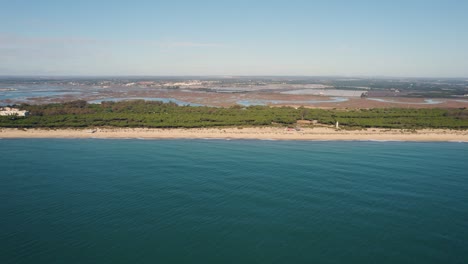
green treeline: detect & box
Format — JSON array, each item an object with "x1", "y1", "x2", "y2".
[{"x1": 1, "y1": 100, "x2": 468, "y2": 129}]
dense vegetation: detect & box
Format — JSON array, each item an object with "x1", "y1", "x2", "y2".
[{"x1": 1, "y1": 100, "x2": 468, "y2": 129}]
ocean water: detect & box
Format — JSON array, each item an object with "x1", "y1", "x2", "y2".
[{"x1": 0, "y1": 139, "x2": 467, "y2": 264}]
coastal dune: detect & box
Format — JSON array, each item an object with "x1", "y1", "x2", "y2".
[{"x1": 1, "y1": 127, "x2": 467, "y2": 142}]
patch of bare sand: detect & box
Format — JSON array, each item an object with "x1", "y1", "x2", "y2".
[{"x1": 1, "y1": 127, "x2": 467, "y2": 142}]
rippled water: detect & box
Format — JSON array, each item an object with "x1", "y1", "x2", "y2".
[{"x1": 1, "y1": 140, "x2": 467, "y2": 263}]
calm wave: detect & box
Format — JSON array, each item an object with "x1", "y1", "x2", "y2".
[{"x1": 1, "y1": 139, "x2": 467, "y2": 263}]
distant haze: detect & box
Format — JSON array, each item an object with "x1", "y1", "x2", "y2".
[{"x1": 1, "y1": 0, "x2": 467, "y2": 77}]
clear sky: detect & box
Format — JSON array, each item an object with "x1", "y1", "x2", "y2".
[{"x1": 0, "y1": 0, "x2": 467, "y2": 77}]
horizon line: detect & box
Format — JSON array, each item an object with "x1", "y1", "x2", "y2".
[{"x1": 1, "y1": 74, "x2": 467, "y2": 79}]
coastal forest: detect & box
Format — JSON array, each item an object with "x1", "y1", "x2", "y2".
[{"x1": 1, "y1": 100, "x2": 468, "y2": 129}]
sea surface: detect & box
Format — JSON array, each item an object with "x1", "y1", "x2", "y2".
[{"x1": 1, "y1": 139, "x2": 467, "y2": 263}]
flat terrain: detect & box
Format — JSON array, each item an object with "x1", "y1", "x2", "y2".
[
  {"x1": 1, "y1": 77, "x2": 467, "y2": 108},
  {"x1": 2, "y1": 127, "x2": 467, "y2": 142}
]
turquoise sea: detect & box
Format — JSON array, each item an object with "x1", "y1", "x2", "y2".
[{"x1": 1, "y1": 139, "x2": 467, "y2": 263}]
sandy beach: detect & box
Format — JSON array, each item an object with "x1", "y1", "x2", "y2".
[{"x1": 1, "y1": 127, "x2": 467, "y2": 142}]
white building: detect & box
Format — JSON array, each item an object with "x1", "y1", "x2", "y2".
[{"x1": 0, "y1": 107, "x2": 29, "y2": 116}]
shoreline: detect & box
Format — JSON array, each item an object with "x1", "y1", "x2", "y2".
[{"x1": 1, "y1": 127, "x2": 468, "y2": 142}]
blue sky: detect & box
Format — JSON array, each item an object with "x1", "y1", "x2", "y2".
[{"x1": 0, "y1": 0, "x2": 467, "y2": 77}]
